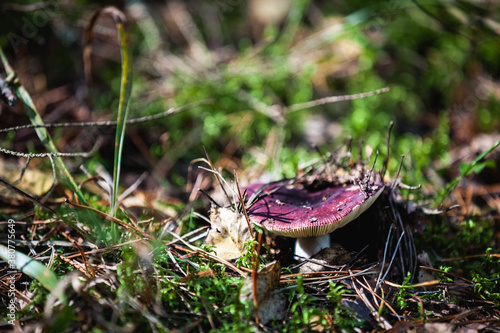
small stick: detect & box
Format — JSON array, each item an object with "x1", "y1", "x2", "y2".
[
  {"x1": 346, "y1": 137, "x2": 353, "y2": 153},
  {"x1": 391, "y1": 155, "x2": 405, "y2": 189},
  {"x1": 312, "y1": 144, "x2": 328, "y2": 164},
  {"x1": 398, "y1": 183, "x2": 422, "y2": 190},
  {"x1": 285, "y1": 87, "x2": 390, "y2": 113},
  {"x1": 382, "y1": 121, "x2": 394, "y2": 179},
  {"x1": 203, "y1": 147, "x2": 232, "y2": 205},
  {"x1": 234, "y1": 171, "x2": 255, "y2": 239},
  {"x1": 252, "y1": 231, "x2": 263, "y2": 324},
  {"x1": 358, "y1": 139, "x2": 364, "y2": 164},
  {"x1": 0, "y1": 100, "x2": 212, "y2": 133},
  {"x1": 198, "y1": 188, "x2": 221, "y2": 207},
  {"x1": 366, "y1": 150, "x2": 379, "y2": 185}
]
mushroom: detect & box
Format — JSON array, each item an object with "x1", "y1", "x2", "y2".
[{"x1": 243, "y1": 180, "x2": 384, "y2": 258}]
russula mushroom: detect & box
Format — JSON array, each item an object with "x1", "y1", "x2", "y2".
[{"x1": 244, "y1": 180, "x2": 384, "y2": 258}]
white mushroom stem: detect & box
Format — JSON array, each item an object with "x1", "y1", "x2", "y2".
[{"x1": 294, "y1": 233, "x2": 330, "y2": 259}]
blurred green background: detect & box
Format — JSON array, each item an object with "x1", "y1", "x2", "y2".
[{"x1": 1, "y1": 0, "x2": 499, "y2": 195}]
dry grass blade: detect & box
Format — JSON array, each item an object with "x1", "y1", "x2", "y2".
[
  {"x1": 0, "y1": 278, "x2": 31, "y2": 305},
  {"x1": 419, "y1": 266, "x2": 474, "y2": 284},
  {"x1": 59, "y1": 230, "x2": 95, "y2": 277},
  {"x1": 358, "y1": 276, "x2": 400, "y2": 318},
  {"x1": 351, "y1": 275, "x2": 393, "y2": 330},
  {"x1": 84, "y1": 7, "x2": 126, "y2": 86},
  {"x1": 34, "y1": 239, "x2": 144, "y2": 261},
  {"x1": 66, "y1": 199, "x2": 151, "y2": 240},
  {"x1": 278, "y1": 265, "x2": 379, "y2": 290},
  {"x1": 54, "y1": 252, "x2": 91, "y2": 277},
  {"x1": 164, "y1": 226, "x2": 209, "y2": 247},
  {"x1": 281, "y1": 271, "x2": 365, "y2": 283},
  {"x1": 384, "y1": 279, "x2": 441, "y2": 288},
  {"x1": 233, "y1": 169, "x2": 263, "y2": 323},
  {"x1": 281, "y1": 270, "x2": 357, "y2": 279},
  {"x1": 0, "y1": 140, "x2": 102, "y2": 158},
  {"x1": 234, "y1": 171, "x2": 254, "y2": 238},
  {"x1": 391, "y1": 155, "x2": 405, "y2": 189},
  {"x1": 165, "y1": 230, "x2": 246, "y2": 276},
  {"x1": 252, "y1": 231, "x2": 263, "y2": 324},
  {"x1": 203, "y1": 147, "x2": 232, "y2": 204}
]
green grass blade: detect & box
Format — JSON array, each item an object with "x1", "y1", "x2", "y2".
[
  {"x1": 111, "y1": 18, "x2": 133, "y2": 218},
  {"x1": 0, "y1": 47, "x2": 87, "y2": 205},
  {"x1": 437, "y1": 140, "x2": 500, "y2": 206},
  {"x1": 0, "y1": 244, "x2": 67, "y2": 304},
  {"x1": 84, "y1": 7, "x2": 132, "y2": 219}
]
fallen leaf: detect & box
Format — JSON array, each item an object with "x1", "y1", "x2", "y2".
[
  {"x1": 417, "y1": 251, "x2": 436, "y2": 283},
  {"x1": 0, "y1": 159, "x2": 54, "y2": 203},
  {"x1": 299, "y1": 245, "x2": 351, "y2": 274},
  {"x1": 205, "y1": 205, "x2": 253, "y2": 259},
  {"x1": 239, "y1": 261, "x2": 285, "y2": 325}
]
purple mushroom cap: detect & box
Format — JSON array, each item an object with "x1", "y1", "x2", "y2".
[{"x1": 244, "y1": 182, "x2": 384, "y2": 238}]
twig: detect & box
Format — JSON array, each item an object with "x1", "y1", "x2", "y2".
[
  {"x1": 117, "y1": 172, "x2": 147, "y2": 205},
  {"x1": 164, "y1": 226, "x2": 209, "y2": 247},
  {"x1": 0, "y1": 100, "x2": 211, "y2": 133},
  {"x1": 277, "y1": 264, "x2": 378, "y2": 290},
  {"x1": 391, "y1": 155, "x2": 405, "y2": 189},
  {"x1": 59, "y1": 230, "x2": 95, "y2": 277},
  {"x1": 0, "y1": 177, "x2": 57, "y2": 214},
  {"x1": 202, "y1": 148, "x2": 233, "y2": 205},
  {"x1": 198, "y1": 166, "x2": 237, "y2": 203},
  {"x1": 32, "y1": 239, "x2": 143, "y2": 260},
  {"x1": 351, "y1": 275, "x2": 393, "y2": 330},
  {"x1": 234, "y1": 171, "x2": 254, "y2": 239},
  {"x1": 164, "y1": 230, "x2": 246, "y2": 276},
  {"x1": 359, "y1": 276, "x2": 400, "y2": 319},
  {"x1": 0, "y1": 138, "x2": 102, "y2": 158},
  {"x1": 166, "y1": 248, "x2": 187, "y2": 277},
  {"x1": 285, "y1": 87, "x2": 390, "y2": 113},
  {"x1": 382, "y1": 121, "x2": 394, "y2": 179}
]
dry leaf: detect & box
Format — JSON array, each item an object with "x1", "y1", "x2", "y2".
[
  {"x1": 417, "y1": 251, "x2": 436, "y2": 283},
  {"x1": 239, "y1": 261, "x2": 285, "y2": 325},
  {"x1": 0, "y1": 159, "x2": 54, "y2": 202},
  {"x1": 299, "y1": 245, "x2": 351, "y2": 274},
  {"x1": 205, "y1": 205, "x2": 253, "y2": 260}
]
